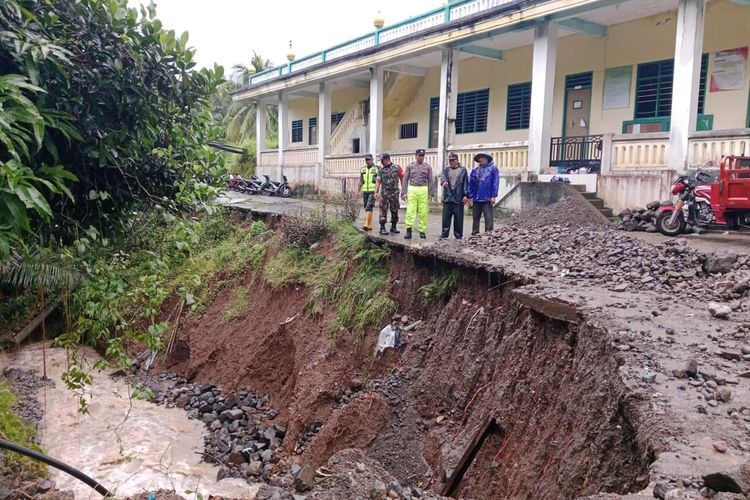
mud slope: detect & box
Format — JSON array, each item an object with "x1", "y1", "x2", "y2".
[{"x1": 167, "y1": 237, "x2": 655, "y2": 499}]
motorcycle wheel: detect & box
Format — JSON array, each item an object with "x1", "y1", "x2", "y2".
[
  {"x1": 655, "y1": 211, "x2": 686, "y2": 236},
  {"x1": 280, "y1": 186, "x2": 292, "y2": 197}
]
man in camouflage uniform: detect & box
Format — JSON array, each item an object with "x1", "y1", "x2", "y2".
[{"x1": 374, "y1": 152, "x2": 402, "y2": 235}]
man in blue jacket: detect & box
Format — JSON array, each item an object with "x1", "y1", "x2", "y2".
[{"x1": 467, "y1": 152, "x2": 499, "y2": 235}]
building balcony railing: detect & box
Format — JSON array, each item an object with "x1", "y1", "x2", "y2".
[
  {"x1": 245, "y1": 0, "x2": 520, "y2": 88},
  {"x1": 610, "y1": 129, "x2": 749, "y2": 170}
]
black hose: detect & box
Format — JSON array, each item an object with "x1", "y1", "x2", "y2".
[{"x1": 0, "y1": 438, "x2": 111, "y2": 497}]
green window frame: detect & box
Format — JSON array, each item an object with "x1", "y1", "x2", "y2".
[
  {"x1": 456, "y1": 89, "x2": 489, "y2": 134},
  {"x1": 506, "y1": 82, "x2": 531, "y2": 130},
  {"x1": 635, "y1": 54, "x2": 708, "y2": 119},
  {"x1": 291, "y1": 119, "x2": 303, "y2": 143},
  {"x1": 308, "y1": 117, "x2": 317, "y2": 145}
]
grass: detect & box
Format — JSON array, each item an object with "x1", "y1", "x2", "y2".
[
  {"x1": 221, "y1": 287, "x2": 251, "y2": 324},
  {"x1": 264, "y1": 247, "x2": 324, "y2": 288},
  {"x1": 0, "y1": 380, "x2": 47, "y2": 479},
  {"x1": 418, "y1": 270, "x2": 460, "y2": 306}
]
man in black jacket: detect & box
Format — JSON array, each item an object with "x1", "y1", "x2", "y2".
[{"x1": 440, "y1": 152, "x2": 469, "y2": 239}]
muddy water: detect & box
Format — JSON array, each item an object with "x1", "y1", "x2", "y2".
[{"x1": 0, "y1": 343, "x2": 259, "y2": 499}]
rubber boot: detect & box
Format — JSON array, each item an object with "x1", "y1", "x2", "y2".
[
  {"x1": 379, "y1": 223, "x2": 388, "y2": 235},
  {"x1": 404, "y1": 228, "x2": 412, "y2": 239},
  {"x1": 362, "y1": 212, "x2": 373, "y2": 231},
  {"x1": 390, "y1": 223, "x2": 400, "y2": 234},
  {"x1": 361, "y1": 212, "x2": 368, "y2": 230}
]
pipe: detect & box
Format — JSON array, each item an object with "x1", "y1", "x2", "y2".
[{"x1": 0, "y1": 438, "x2": 111, "y2": 497}]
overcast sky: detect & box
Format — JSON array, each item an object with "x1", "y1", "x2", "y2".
[{"x1": 127, "y1": 0, "x2": 443, "y2": 74}]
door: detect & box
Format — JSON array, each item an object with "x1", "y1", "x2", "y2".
[{"x1": 564, "y1": 87, "x2": 591, "y2": 137}]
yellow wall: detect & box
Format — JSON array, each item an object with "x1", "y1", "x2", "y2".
[
  {"x1": 287, "y1": 87, "x2": 369, "y2": 146},
  {"x1": 382, "y1": 0, "x2": 749, "y2": 151}
]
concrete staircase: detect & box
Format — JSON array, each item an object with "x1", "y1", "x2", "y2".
[{"x1": 570, "y1": 184, "x2": 614, "y2": 219}]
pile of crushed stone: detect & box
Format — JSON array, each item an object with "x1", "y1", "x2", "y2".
[
  {"x1": 466, "y1": 224, "x2": 750, "y2": 303},
  {"x1": 502, "y1": 195, "x2": 609, "y2": 230}
]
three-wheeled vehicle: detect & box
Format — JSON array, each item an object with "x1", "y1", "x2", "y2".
[{"x1": 656, "y1": 155, "x2": 750, "y2": 236}]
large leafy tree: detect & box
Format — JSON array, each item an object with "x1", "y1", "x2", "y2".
[{"x1": 0, "y1": 0, "x2": 226, "y2": 252}]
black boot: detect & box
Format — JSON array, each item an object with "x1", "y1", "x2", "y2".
[
  {"x1": 390, "y1": 223, "x2": 400, "y2": 234},
  {"x1": 379, "y1": 224, "x2": 388, "y2": 235},
  {"x1": 404, "y1": 228, "x2": 412, "y2": 239},
  {"x1": 419, "y1": 232, "x2": 427, "y2": 239}
]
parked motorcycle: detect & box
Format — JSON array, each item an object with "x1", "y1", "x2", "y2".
[
  {"x1": 655, "y1": 170, "x2": 722, "y2": 236},
  {"x1": 260, "y1": 175, "x2": 293, "y2": 197}
]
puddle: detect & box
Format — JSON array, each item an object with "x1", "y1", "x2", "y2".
[{"x1": 1, "y1": 343, "x2": 259, "y2": 499}]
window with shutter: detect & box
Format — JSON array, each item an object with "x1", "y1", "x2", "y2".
[
  {"x1": 456, "y1": 89, "x2": 489, "y2": 134},
  {"x1": 399, "y1": 123, "x2": 418, "y2": 139},
  {"x1": 506, "y1": 82, "x2": 532, "y2": 130},
  {"x1": 308, "y1": 117, "x2": 317, "y2": 145},
  {"x1": 291, "y1": 119, "x2": 303, "y2": 143}
]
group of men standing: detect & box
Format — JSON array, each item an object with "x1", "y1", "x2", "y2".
[{"x1": 358, "y1": 149, "x2": 499, "y2": 240}]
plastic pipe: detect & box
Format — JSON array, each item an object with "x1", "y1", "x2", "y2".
[{"x1": 0, "y1": 438, "x2": 111, "y2": 497}]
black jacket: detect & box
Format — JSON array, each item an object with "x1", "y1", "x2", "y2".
[{"x1": 440, "y1": 165, "x2": 468, "y2": 204}]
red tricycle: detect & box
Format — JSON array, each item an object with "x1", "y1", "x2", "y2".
[{"x1": 656, "y1": 155, "x2": 750, "y2": 236}]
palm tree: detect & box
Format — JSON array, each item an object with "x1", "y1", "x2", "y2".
[{"x1": 226, "y1": 51, "x2": 278, "y2": 144}]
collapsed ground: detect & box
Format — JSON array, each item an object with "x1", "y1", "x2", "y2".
[
  {"x1": 150, "y1": 195, "x2": 750, "y2": 498},
  {"x1": 4, "y1": 195, "x2": 750, "y2": 499}
]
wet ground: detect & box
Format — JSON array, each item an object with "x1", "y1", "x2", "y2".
[{"x1": 0, "y1": 344, "x2": 257, "y2": 500}]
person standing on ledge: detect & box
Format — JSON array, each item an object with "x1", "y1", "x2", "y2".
[
  {"x1": 358, "y1": 153, "x2": 378, "y2": 231},
  {"x1": 467, "y1": 152, "x2": 499, "y2": 235},
  {"x1": 440, "y1": 152, "x2": 469, "y2": 239},
  {"x1": 401, "y1": 148, "x2": 434, "y2": 239},
  {"x1": 374, "y1": 152, "x2": 403, "y2": 235}
]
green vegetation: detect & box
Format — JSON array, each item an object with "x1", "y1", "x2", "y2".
[
  {"x1": 418, "y1": 270, "x2": 460, "y2": 306},
  {"x1": 0, "y1": 380, "x2": 47, "y2": 478},
  {"x1": 264, "y1": 248, "x2": 324, "y2": 288},
  {"x1": 221, "y1": 287, "x2": 252, "y2": 324}
]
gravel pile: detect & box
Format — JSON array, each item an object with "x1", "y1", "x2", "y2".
[
  {"x1": 134, "y1": 372, "x2": 285, "y2": 483},
  {"x1": 504, "y1": 195, "x2": 609, "y2": 230},
  {"x1": 1, "y1": 367, "x2": 52, "y2": 443},
  {"x1": 467, "y1": 224, "x2": 750, "y2": 303}
]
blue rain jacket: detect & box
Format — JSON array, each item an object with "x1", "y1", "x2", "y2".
[{"x1": 467, "y1": 163, "x2": 499, "y2": 202}]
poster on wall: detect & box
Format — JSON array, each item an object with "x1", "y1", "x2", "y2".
[
  {"x1": 710, "y1": 47, "x2": 748, "y2": 92},
  {"x1": 602, "y1": 66, "x2": 632, "y2": 109}
]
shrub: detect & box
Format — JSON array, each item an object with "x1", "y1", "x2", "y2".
[
  {"x1": 249, "y1": 220, "x2": 268, "y2": 237},
  {"x1": 418, "y1": 270, "x2": 460, "y2": 306},
  {"x1": 279, "y1": 208, "x2": 329, "y2": 248},
  {"x1": 337, "y1": 192, "x2": 360, "y2": 222}
]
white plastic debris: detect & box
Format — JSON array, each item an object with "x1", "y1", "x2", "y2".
[{"x1": 375, "y1": 324, "x2": 405, "y2": 355}]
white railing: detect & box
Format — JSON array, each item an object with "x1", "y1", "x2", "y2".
[
  {"x1": 284, "y1": 147, "x2": 319, "y2": 166},
  {"x1": 326, "y1": 155, "x2": 366, "y2": 175},
  {"x1": 450, "y1": 142, "x2": 528, "y2": 171},
  {"x1": 689, "y1": 129, "x2": 750, "y2": 167},
  {"x1": 330, "y1": 102, "x2": 365, "y2": 154},
  {"x1": 450, "y1": 0, "x2": 515, "y2": 21},
  {"x1": 259, "y1": 150, "x2": 278, "y2": 167},
  {"x1": 248, "y1": 0, "x2": 523, "y2": 86},
  {"x1": 291, "y1": 54, "x2": 325, "y2": 72},
  {"x1": 612, "y1": 133, "x2": 669, "y2": 168},
  {"x1": 326, "y1": 36, "x2": 377, "y2": 62},
  {"x1": 379, "y1": 12, "x2": 444, "y2": 43}
]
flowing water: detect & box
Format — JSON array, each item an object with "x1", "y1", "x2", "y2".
[{"x1": 1, "y1": 343, "x2": 259, "y2": 499}]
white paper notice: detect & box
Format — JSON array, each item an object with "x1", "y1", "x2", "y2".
[
  {"x1": 603, "y1": 66, "x2": 632, "y2": 109},
  {"x1": 710, "y1": 47, "x2": 748, "y2": 92}
]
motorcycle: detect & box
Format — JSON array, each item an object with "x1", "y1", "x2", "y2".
[
  {"x1": 655, "y1": 170, "x2": 724, "y2": 236},
  {"x1": 260, "y1": 175, "x2": 293, "y2": 197},
  {"x1": 242, "y1": 175, "x2": 264, "y2": 194}
]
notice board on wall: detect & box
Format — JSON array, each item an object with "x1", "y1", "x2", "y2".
[
  {"x1": 710, "y1": 47, "x2": 748, "y2": 92},
  {"x1": 603, "y1": 66, "x2": 632, "y2": 109}
]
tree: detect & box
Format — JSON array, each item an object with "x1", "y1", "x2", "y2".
[
  {"x1": 0, "y1": 0, "x2": 227, "y2": 248},
  {"x1": 226, "y1": 51, "x2": 278, "y2": 144}
]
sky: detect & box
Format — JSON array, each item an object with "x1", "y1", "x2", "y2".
[{"x1": 127, "y1": 0, "x2": 443, "y2": 75}]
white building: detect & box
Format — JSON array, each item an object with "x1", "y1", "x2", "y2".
[{"x1": 233, "y1": 0, "x2": 750, "y2": 211}]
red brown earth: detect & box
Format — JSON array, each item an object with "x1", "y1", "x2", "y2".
[{"x1": 162, "y1": 197, "x2": 750, "y2": 499}]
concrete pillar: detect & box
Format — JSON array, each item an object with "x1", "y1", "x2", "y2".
[
  {"x1": 668, "y1": 0, "x2": 705, "y2": 173},
  {"x1": 277, "y1": 92, "x2": 288, "y2": 178},
  {"x1": 369, "y1": 66, "x2": 384, "y2": 156},
  {"x1": 256, "y1": 100, "x2": 266, "y2": 166},
  {"x1": 527, "y1": 22, "x2": 558, "y2": 176},
  {"x1": 318, "y1": 82, "x2": 331, "y2": 191},
  {"x1": 437, "y1": 48, "x2": 459, "y2": 172}
]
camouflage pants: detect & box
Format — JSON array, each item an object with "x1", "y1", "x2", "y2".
[{"x1": 379, "y1": 190, "x2": 400, "y2": 225}]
